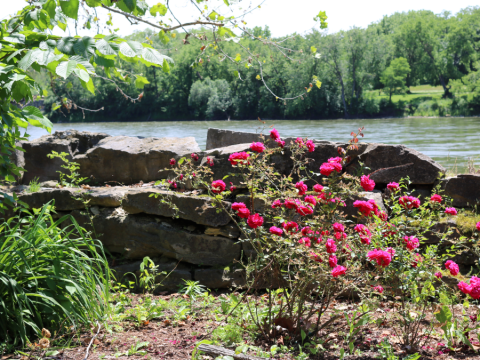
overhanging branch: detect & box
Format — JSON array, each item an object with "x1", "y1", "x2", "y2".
[{"x1": 101, "y1": 5, "x2": 224, "y2": 32}]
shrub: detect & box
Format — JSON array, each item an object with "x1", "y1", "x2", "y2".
[{"x1": 0, "y1": 203, "x2": 111, "y2": 346}]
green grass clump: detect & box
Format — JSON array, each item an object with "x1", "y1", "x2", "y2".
[
  {"x1": 454, "y1": 212, "x2": 480, "y2": 236},
  {"x1": 0, "y1": 202, "x2": 111, "y2": 346},
  {"x1": 26, "y1": 177, "x2": 41, "y2": 193}
]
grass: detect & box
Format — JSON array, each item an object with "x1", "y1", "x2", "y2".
[
  {"x1": 0, "y1": 202, "x2": 111, "y2": 347},
  {"x1": 26, "y1": 177, "x2": 41, "y2": 193}
]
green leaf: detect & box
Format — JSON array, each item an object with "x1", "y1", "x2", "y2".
[
  {"x1": 57, "y1": 36, "x2": 77, "y2": 55},
  {"x1": 25, "y1": 9, "x2": 40, "y2": 27},
  {"x1": 94, "y1": 54, "x2": 115, "y2": 67},
  {"x1": 158, "y1": 30, "x2": 170, "y2": 45},
  {"x1": 73, "y1": 36, "x2": 95, "y2": 59},
  {"x1": 59, "y1": 0, "x2": 80, "y2": 20},
  {"x1": 208, "y1": 11, "x2": 218, "y2": 20},
  {"x1": 135, "y1": 75, "x2": 149, "y2": 89},
  {"x1": 96, "y1": 38, "x2": 119, "y2": 56},
  {"x1": 435, "y1": 305, "x2": 452, "y2": 324},
  {"x1": 119, "y1": 40, "x2": 143, "y2": 57},
  {"x1": 150, "y1": 3, "x2": 168, "y2": 16},
  {"x1": 43, "y1": 0, "x2": 57, "y2": 19},
  {"x1": 141, "y1": 47, "x2": 172, "y2": 66},
  {"x1": 73, "y1": 67, "x2": 90, "y2": 82},
  {"x1": 116, "y1": 0, "x2": 136, "y2": 12},
  {"x1": 17, "y1": 49, "x2": 43, "y2": 71},
  {"x1": 223, "y1": 0, "x2": 230, "y2": 5},
  {"x1": 162, "y1": 58, "x2": 170, "y2": 73},
  {"x1": 4, "y1": 34, "x2": 25, "y2": 44},
  {"x1": 311, "y1": 46, "x2": 317, "y2": 54},
  {"x1": 56, "y1": 60, "x2": 78, "y2": 79},
  {"x1": 21, "y1": 106, "x2": 53, "y2": 132}
]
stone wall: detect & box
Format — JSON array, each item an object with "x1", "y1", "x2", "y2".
[{"x1": 6, "y1": 128, "x2": 480, "y2": 291}]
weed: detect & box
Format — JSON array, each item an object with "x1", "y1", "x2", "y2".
[{"x1": 26, "y1": 177, "x2": 41, "y2": 193}]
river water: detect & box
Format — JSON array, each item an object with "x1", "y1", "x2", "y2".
[{"x1": 25, "y1": 117, "x2": 480, "y2": 171}]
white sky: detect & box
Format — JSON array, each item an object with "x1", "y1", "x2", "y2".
[{"x1": 2, "y1": 0, "x2": 478, "y2": 37}]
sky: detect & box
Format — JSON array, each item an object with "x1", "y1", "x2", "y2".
[{"x1": 2, "y1": 0, "x2": 478, "y2": 37}]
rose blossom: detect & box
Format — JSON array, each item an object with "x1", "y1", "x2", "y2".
[
  {"x1": 329, "y1": 255, "x2": 338, "y2": 268},
  {"x1": 295, "y1": 181, "x2": 308, "y2": 196},
  {"x1": 399, "y1": 195, "x2": 420, "y2": 209},
  {"x1": 269, "y1": 226, "x2": 283, "y2": 236},
  {"x1": 298, "y1": 237, "x2": 311, "y2": 247},
  {"x1": 271, "y1": 199, "x2": 283, "y2": 208},
  {"x1": 283, "y1": 221, "x2": 299, "y2": 233},
  {"x1": 353, "y1": 200, "x2": 374, "y2": 217},
  {"x1": 250, "y1": 142, "x2": 265, "y2": 153},
  {"x1": 304, "y1": 195, "x2": 317, "y2": 206},
  {"x1": 412, "y1": 253, "x2": 423, "y2": 268},
  {"x1": 387, "y1": 182, "x2": 400, "y2": 191},
  {"x1": 445, "y1": 260, "x2": 459, "y2": 276},
  {"x1": 445, "y1": 207, "x2": 457, "y2": 215},
  {"x1": 237, "y1": 207, "x2": 250, "y2": 219},
  {"x1": 403, "y1": 236, "x2": 420, "y2": 251},
  {"x1": 367, "y1": 249, "x2": 392, "y2": 267},
  {"x1": 295, "y1": 137, "x2": 304, "y2": 147},
  {"x1": 211, "y1": 180, "x2": 226, "y2": 194},
  {"x1": 179, "y1": 174, "x2": 184, "y2": 180},
  {"x1": 477, "y1": 222, "x2": 480, "y2": 232},
  {"x1": 169, "y1": 158, "x2": 176, "y2": 165},
  {"x1": 374, "y1": 285, "x2": 384, "y2": 294},
  {"x1": 354, "y1": 224, "x2": 371, "y2": 237},
  {"x1": 332, "y1": 266, "x2": 346, "y2": 278},
  {"x1": 326, "y1": 239, "x2": 337, "y2": 254},
  {"x1": 434, "y1": 272, "x2": 443, "y2": 279},
  {"x1": 229, "y1": 182, "x2": 237, "y2": 192},
  {"x1": 276, "y1": 139, "x2": 285, "y2": 148},
  {"x1": 231, "y1": 202, "x2": 247, "y2": 211},
  {"x1": 296, "y1": 205, "x2": 313, "y2": 216},
  {"x1": 284, "y1": 199, "x2": 299, "y2": 210},
  {"x1": 332, "y1": 222, "x2": 345, "y2": 233},
  {"x1": 313, "y1": 184, "x2": 324, "y2": 193},
  {"x1": 360, "y1": 175, "x2": 375, "y2": 191},
  {"x1": 228, "y1": 152, "x2": 250, "y2": 166},
  {"x1": 306, "y1": 140, "x2": 315, "y2": 153},
  {"x1": 206, "y1": 156, "x2": 214, "y2": 166},
  {"x1": 247, "y1": 213, "x2": 264, "y2": 229},
  {"x1": 430, "y1": 194, "x2": 442, "y2": 203},
  {"x1": 270, "y1": 128, "x2": 280, "y2": 140}
]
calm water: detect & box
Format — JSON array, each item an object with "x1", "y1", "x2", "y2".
[{"x1": 25, "y1": 118, "x2": 480, "y2": 171}]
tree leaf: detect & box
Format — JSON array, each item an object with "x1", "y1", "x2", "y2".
[
  {"x1": 96, "y1": 38, "x2": 119, "y2": 56},
  {"x1": 223, "y1": 0, "x2": 230, "y2": 5},
  {"x1": 57, "y1": 36, "x2": 77, "y2": 55},
  {"x1": 59, "y1": 0, "x2": 80, "y2": 20},
  {"x1": 158, "y1": 30, "x2": 170, "y2": 45},
  {"x1": 135, "y1": 75, "x2": 149, "y2": 89},
  {"x1": 141, "y1": 47, "x2": 172, "y2": 66},
  {"x1": 116, "y1": 0, "x2": 136, "y2": 12},
  {"x1": 119, "y1": 40, "x2": 143, "y2": 57},
  {"x1": 21, "y1": 106, "x2": 53, "y2": 132},
  {"x1": 73, "y1": 36, "x2": 95, "y2": 59},
  {"x1": 150, "y1": 3, "x2": 167, "y2": 16},
  {"x1": 94, "y1": 54, "x2": 115, "y2": 67},
  {"x1": 56, "y1": 60, "x2": 78, "y2": 79},
  {"x1": 162, "y1": 58, "x2": 170, "y2": 73},
  {"x1": 73, "y1": 68, "x2": 90, "y2": 82}
]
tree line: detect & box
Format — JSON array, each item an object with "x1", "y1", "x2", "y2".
[{"x1": 40, "y1": 7, "x2": 480, "y2": 122}]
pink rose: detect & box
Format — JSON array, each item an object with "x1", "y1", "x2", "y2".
[
  {"x1": 271, "y1": 199, "x2": 283, "y2": 208},
  {"x1": 331, "y1": 266, "x2": 346, "y2": 278},
  {"x1": 283, "y1": 221, "x2": 299, "y2": 233},
  {"x1": 387, "y1": 182, "x2": 400, "y2": 191},
  {"x1": 169, "y1": 158, "x2": 176, "y2": 165},
  {"x1": 434, "y1": 272, "x2": 442, "y2": 279},
  {"x1": 360, "y1": 175, "x2": 375, "y2": 191},
  {"x1": 237, "y1": 207, "x2": 250, "y2": 219},
  {"x1": 270, "y1": 128, "x2": 280, "y2": 140},
  {"x1": 430, "y1": 194, "x2": 442, "y2": 203},
  {"x1": 250, "y1": 142, "x2": 265, "y2": 153},
  {"x1": 304, "y1": 195, "x2": 317, "y2": 206},
  {"x1": 228, "y1": 152, "x2": 250, "y2": 166},
  {"x1": 269, "y1": 226, "x2": 283, "y2": 236},
  {"x1": 295, "y1": 181, "x2": 308, "y2": 196},
  {"x1": 313, "y1": 184, "x2": 324, "y2": 193},
  {"x1": 326, "y1": 239, "x2": 337, "y2": 254},
  {"x1": 328, "y1": 255, "x2": 338, "y2": 268},
  {"x1": 445, "y1": 207, "x2": 457, "y2": 216},
  {"x1": 211, "y1": 180, "x2": 226, "y2": 194},
  {"x1": 403, "y1": 236, "x2": 420, "y2": 251},
  {"x1": 247, "y1": 213, "x2": 263, "y2": 229},
  {"x1": 374, "y1": 285, "x2": 384, "y2": 294},
  {"x1": 298, "y1": 237, "x2": 311, "y2": 247},
  {"x1": 306, "y1": 140, "x2": 315, "y2": 152},
  {"x1": 276, "y1": 139, "x2": 285, "y2": 148},
  {"x1": 191, "y1": 153, "x2": 199, "y2": 161},
  {"x1": 231, "y1": 202, "x2": 247, "y2": 211}
]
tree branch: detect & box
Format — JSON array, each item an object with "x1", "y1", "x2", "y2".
[{"x1": 101, "y1": 5, "x2": 224, "y2": 32}]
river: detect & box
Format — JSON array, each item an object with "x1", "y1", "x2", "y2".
[{"x1": 25, "y1": 117, "x2": 480, "y2": 171}]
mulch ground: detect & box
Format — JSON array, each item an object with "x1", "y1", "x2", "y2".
[{"x1": 10, "y1": 293, "x2": 480, "y2": 360}]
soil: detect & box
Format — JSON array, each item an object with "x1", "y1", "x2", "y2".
[{"x1": 11, "y1": 293, "x2": 480, "y2": 360}]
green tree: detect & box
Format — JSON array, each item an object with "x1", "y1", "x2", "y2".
[{"x1": 380, "y1": 57, "x2": 411, "y2": 102}]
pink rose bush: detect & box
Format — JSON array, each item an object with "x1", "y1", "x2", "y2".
[{"x1": 168, "y1": 126, "x2": 468, "y2": 341}]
